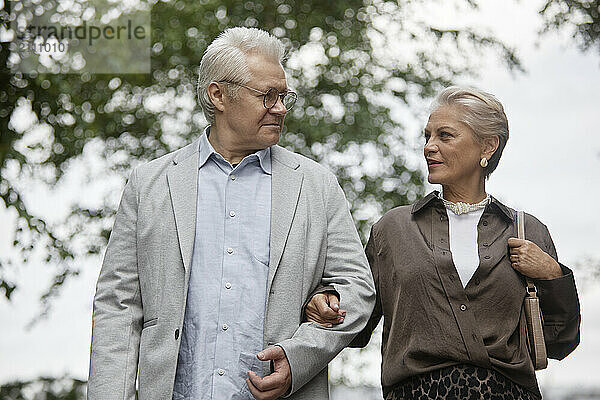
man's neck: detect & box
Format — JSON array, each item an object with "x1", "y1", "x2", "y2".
[{"x1": 207, "y1": 127, "x2": 253, "y2": 165}]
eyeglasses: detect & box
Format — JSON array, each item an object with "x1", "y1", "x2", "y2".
[{"x1": 218, "y1": 80, "x2": 297, "y2": 110}]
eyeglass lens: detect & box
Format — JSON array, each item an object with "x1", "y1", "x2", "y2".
[{"x1": 264, "y1": 88, "x2": 297, "y2": 110}]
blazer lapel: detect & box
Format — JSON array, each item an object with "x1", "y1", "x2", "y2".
[
  {"x1": 268, "y1": 146, "x2": 303, "y2": 294},
  {"x1": 167, "y1": 139, "x2": 200, "y2": 272}
]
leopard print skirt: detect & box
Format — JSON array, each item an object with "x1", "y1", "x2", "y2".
[{"x1": 384, "y1": 364, "x2": 540, "y2": 400}]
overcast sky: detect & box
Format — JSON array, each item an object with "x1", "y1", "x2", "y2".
[{"x1": 1, "y1": 0, "x2": 598, "y2": 394}]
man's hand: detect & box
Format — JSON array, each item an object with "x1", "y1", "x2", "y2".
[
  {"x1": 247, "y1": 346, "x2": 292, "y2": 400},
  {"x1": 508, "y1": 238, "x2": 562, "y2": 280},
  {"x1": 305, "y1": 292, "x2": 345, "y2": 327}
]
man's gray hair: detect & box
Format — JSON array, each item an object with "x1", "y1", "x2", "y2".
[
  {"x1": 431, "y1": 86, "x2": 509, "y2": 178},
  {"x1": 198, "y1": 27, "x2": 286, "y2": 124}
]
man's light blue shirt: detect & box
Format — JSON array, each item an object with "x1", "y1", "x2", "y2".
[{"x1": 173, "y1": 127, "x2": 271, "y2": 400}]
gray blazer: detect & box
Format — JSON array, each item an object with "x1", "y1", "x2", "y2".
[{"x1": 88, "y1": 137, "x2": 376, "y2": 400}]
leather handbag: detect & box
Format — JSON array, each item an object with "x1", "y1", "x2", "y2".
[{"x1": 517, "y1": 210, "x2": 548, "y2": 370}]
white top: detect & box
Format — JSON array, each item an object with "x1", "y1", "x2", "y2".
[{"x1": 447, "y1": 208, "x2": 485, "y2": 287}]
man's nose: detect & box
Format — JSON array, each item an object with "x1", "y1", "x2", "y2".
[{"x1": 269, "y1": 96, "x2": 287, "y2": 115}]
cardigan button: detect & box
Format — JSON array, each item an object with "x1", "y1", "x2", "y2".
[
  {"x1": 482, "y1": 220, "x2": 488, "y2": 226},
  {"x1": 460, "y1": 304, "x2": 467, "y2": 311}
]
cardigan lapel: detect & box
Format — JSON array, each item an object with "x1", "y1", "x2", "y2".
[
  {"x1": 166, "y1": 139, "x2": 200, "y2": 272},
  {"x1": 267, "y1": 145, "x2": 303, "y2": 294}
]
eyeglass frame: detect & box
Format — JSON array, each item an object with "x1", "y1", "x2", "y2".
[{"x1": 217, "y1": 80, "x2": 297, "y2": 110}]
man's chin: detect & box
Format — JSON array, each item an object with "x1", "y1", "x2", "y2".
[{"x1": 262, "y1": 131, "x2": 281, "y2": 147}]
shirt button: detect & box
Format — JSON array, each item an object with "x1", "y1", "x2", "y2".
[
  {"x1": 230, "y1": 175, "x2": 236, "y2": 181},
  {"x1": 460, "y1": 304, "x2": 467, "y2": 311},
  {"x1": 225, "y1": 282, "x2": 232, "y2": 289},
  {"x1": 229, "y1": 210, "x2": 236, "y2": 217},
  {"x1": 217, "y1": 368, "x2": 225, "y2": 376},
  {"x1": 227, "y1": 247, "x2": 233, "y2": 254},
  {"x1": 222, "y1": 324, "x2": 228, "y2": 331}
]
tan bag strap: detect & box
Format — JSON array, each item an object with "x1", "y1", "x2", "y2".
[
  {"x1": 516, "y1": 211, "x2": 537, "y2": 293},
  {"x1": 517, "y1": 210, "x2": 548, "y2": 370}
]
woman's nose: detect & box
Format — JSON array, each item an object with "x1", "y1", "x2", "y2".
[{"x1": 424, "y1": 138, "x2": 438, "y2": 155}]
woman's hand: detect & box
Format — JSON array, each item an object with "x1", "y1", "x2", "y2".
[
  {"x1": 305, "y1": 292, "x2": 346, "y2": 328},
  {"x1": 508, "y1": 238, "x2": 562, "y2": 280}
]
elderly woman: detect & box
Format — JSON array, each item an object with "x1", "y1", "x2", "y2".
[{"x1": 306, "y1": 86, "x2": 580, "y2": 399}]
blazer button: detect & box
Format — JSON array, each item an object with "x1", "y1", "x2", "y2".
[{"x1": 175, "y1": 329, "x2": 180, "y2": 340}]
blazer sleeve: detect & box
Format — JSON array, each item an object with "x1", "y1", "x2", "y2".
[
  {"x1": 349, "y1": 225, "x2": 383, "y2": 348},
  {"x1": 532, "y1": 223, "x2": 581, "y2": 360},
  {"x1": 88, "y1": 169, "x2": 143, "y2": 400},
  {"x1": 276, "y1": 172, "x2": 376, "y2": 397}
]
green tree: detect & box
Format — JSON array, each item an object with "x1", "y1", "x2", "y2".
[
  {"x1": 0, "y1": 376, "x2": 86, "y2": 399},
  {"x1": 0, "y1": 0, "x2": 521, "y2": 313},
  {"x1": 540, "y1": 0, "x2": 600, "y2": 54}
]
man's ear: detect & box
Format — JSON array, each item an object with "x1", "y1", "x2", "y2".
[
  {"x1": 481, "y1": 136, "x2": 500, "y2": 160},
  {"x1": 207, "y1": 82, "x2": 226, "y2": 112}
]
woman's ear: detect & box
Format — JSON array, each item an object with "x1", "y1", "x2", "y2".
[
  {"x1": 482, "y1": 136, "x2": 500, "y2": 159},
  {"x1": 207, "y1": 82, "x2": 226, "y2": 112}
]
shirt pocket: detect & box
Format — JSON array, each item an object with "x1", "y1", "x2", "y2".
[{"x1": 236, "y1": 351, "x2": 268, "y2": 399}]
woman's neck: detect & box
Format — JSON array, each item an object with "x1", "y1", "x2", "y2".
[{"x1": 441, "y1": 183, "x2": 486, "y2": 204}]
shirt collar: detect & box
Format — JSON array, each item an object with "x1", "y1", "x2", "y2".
[
  {"x1": 411, "y1": 190, "x2": 514, "y2": 221},
  {"x1": 255, "y1": 146, "x2": 272, "y2": 175},
  {"x1": 198, "y1": 126, "x2": 272, "y2": 175},
  {"x1": 411, "y1": 191, "x2": 442, "y2": 214},
  {"x1": 198, "y1": 126, "x2": 215, "y2": 168}
]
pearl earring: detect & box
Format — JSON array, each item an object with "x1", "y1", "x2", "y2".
[{"x1": 480, "y1": 158, "x2": 488, "y2": 168}]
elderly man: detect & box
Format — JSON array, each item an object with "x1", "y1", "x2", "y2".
[{"x1": 87, "y1": 27, "x2": 375, "y2": 400}]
